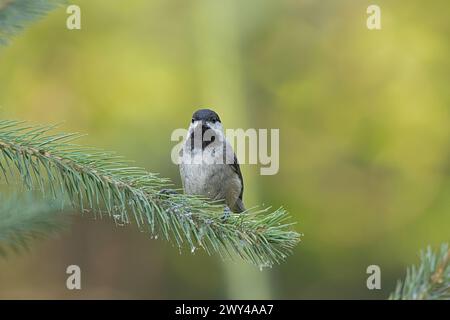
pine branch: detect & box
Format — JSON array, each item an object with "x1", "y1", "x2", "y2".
[
  {"x1": 0, "y1": 191, "x2": 70, "y2": 257},
  {"x1": 0, "y1": 120, "x2": 300, "y2": 267},
  {"x1": 0, "y1": 0, "x2": 65, "y2": 46},
  {"x1": 390, "y1": 243, "x2": 450, "y2": 300}
]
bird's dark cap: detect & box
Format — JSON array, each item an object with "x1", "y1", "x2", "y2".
[{"x1": 192, "y1": 108, "x2": 221, "y2": 123}]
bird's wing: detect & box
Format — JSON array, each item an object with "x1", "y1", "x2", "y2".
[
  {"x1": 224, "y1": 142, "x2": 244, "y2": 200},
  {"x1": 230, "y1": 153, "x2": 244, "y2": 200}
]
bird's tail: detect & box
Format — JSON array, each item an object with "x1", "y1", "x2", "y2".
[{"x1": 233, "y1": 198, "x2": 246, "y2": 213}]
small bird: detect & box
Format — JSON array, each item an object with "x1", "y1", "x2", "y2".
[{"x1": 179, "y1": 108, "x2": 245, "y2": 213}]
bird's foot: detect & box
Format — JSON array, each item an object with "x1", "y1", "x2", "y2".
[
  {"x1": 159, "y1": 189, "x2": 178, "y2": 196},
  {"x1": 221, "y1": 206, "x2": 232, "y2": 220}
]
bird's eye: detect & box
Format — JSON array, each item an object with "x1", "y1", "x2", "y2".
[{"x1": 191, "y1": 118, "x2": 195, "y2": 123}]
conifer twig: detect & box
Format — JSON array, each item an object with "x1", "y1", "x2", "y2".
[
  {"x1": 0, "y1": 120, "x2": 300, "y2": 267},
  {"x1": 0, "y1": 0, "x2": 65, "y2": 46},
  {"x1": 390, "y1": 243, "x2": 450, "y2": 300},
  {"x1": 0, "y1": 191, "x2": 70, "y2": 257}
]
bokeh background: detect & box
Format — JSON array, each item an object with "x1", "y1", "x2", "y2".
[{"x1": 0, "y1": 0, "x2": 449, "y2": 299}]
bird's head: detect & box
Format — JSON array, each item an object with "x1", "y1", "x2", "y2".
[{"x1": 188, "y1": 108, "x2": 223, "y2": 149}]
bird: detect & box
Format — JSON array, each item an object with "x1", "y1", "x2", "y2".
[{"x1": 179, "y1": 108, "x2": 245, "y2": 213}]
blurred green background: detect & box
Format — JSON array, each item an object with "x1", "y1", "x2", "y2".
[{"x1": 0, "y1": 0, "x2": 449, "y2": 299}]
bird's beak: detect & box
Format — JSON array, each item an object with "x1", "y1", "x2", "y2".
[
  {"x1": 201, "y1": 121, "x2": 211, "y2": 133},
  {"x1": 189, "y1": 121, "x2": 208, "y2": 140},
  {"x1": 191, "y1": 120, "x2": 211, "y2": 133}
]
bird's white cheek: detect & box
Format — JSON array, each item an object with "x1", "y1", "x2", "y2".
[{"x1": 212, "y1": 122, "x2": 223, "y2": 131}]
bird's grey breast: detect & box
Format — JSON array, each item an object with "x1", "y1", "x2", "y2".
[{"x1": 179, "y1": 142, "x2": 228, "y2": 200}]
